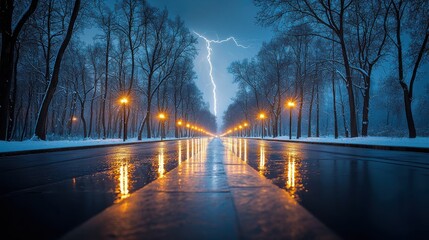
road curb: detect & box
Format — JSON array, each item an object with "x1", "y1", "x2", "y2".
[
  {"x1": 241, "y1": 137, "x2": 429, "y2": 153},
  {"x1": 0, "y1": 138, "x2": 185, "y2": 157}
]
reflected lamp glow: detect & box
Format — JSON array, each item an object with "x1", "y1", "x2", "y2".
[
  {"x1": 287, "y1": 154, "x2": 295, "y2": 188},
  {"x1": 259, "y1": 143, "x2": 266, "y2": 173},
  {"x1": 178, "y1": 141, "x2": 182, "y2": 164},
  {"x1": 119, "y1": 164, "x2": 129, "y2": 199},
  {"x1": 158, "y1": 147, "x2": 165, "y2": 177}
]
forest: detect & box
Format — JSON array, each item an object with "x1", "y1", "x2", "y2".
[
  {"x1": 222, "y1": 0, "x2": 429, "y2": 139},
  {"x1": 0, "y1": 0, "x2": 217, "y2": 141}
]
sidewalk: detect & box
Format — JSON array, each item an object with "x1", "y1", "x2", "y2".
[
  {"x1": 245, "y1": 136, "x2": 429, "y2": 153},
  {"x1": 61, "y1": 138, "x2": 338, "y2": 240},
  {"x1": 0, "y1": 138, "x2": 180, "y2": 156}
]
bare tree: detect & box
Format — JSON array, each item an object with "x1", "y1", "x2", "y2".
[
  {"x1": 388, "y1": 0, "x2": 429, "y2": 138},
  {"x1": 0, "y1": 0, "x2": 39, "y2": 140},
  {"x1": 137, "y1": 10, "x2": 197, "y2": 139},
  {"x1": 93, "y1": 0, "x2": 114, "y2": 139},
  {"x1": 350, "y1": 0, "x2": 390, "y2": 136},
  {"x1": 34, "y1": 0, "x2": 81, "y2": 140},
  {"x1": 258, "y1": 38, "x2": 291, "y2": 137},
  {"x1": 255, "y1": 0, "x2": 360, "y2": 137}
]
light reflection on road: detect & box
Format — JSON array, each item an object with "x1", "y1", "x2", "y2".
[
  {"x1": 259, "y1": 142, "x2": 266, "y2": 175},
  {"x1": 224, "y1": 138, "x2": 306, "y2": 199},
  {"x1": 222, "y1": 137, "x2": 429, "y2": 240},
  {"x1": 158, "y1": 143, "x2": 165, "y2": 178}
]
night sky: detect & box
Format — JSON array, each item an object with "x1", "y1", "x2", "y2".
[{"x1": 148, "y1": 0, "x2": 273, "y2": 126}]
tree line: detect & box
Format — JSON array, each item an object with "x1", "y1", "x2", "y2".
[
  {"x1": 0, "y1": 0, "x2": 217, "y2": 141},
  {"x1": 223, "y1": 0, "x2": 428, "y2": 139}
]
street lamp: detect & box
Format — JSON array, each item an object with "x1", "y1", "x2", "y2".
[
  {"x1": 243, "y1": 122, "x2": 248, "y2": 137},
  {"x1": 158, "y1": 113, "x2": 166, "y2": 141},
  {"x1": 186, "y1": 123, "x2": 191, "y2": 138},
  {"x1": 177, "y1": 120, "x2": 182, "y2": 138},
  {"x1": 239, "y1": 125, "x2": 243, "y2": 137},
  {"x1": 120, "y1": 97, "x2": 128, "y2": 141},
  {"x1": 259, "y1": 113, "x2": 266, "y2": 139},
  {"x1": 287, "y1": 101, "x2": 295, "y2": 140}
]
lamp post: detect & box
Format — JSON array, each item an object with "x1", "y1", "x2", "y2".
[
  {"x1": 177, "y1": 120, "x2": 182, "y2": 138},
  {"x1": 259, "y1": 113, "x2": 265, "y2": 139},
  {"x1": 186, "y1": 123, "x2": 190, "y2": 138},
  {"x1": 287, "y1": 101, "x2": 295, "y2": 140},
  {"x1": 158, "y1": 113, "x2": 166, "y2": 141},
  {"x1": 120, "y1": 98, "x2": 128, "y2": 141},
  {"x1": 243, "y1": 122, "x2": 248, "y2": 137},
  {"x1": 239, "y1": 125, "x2": 243, "y2": 137}
]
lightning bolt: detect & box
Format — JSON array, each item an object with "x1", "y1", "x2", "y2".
[{"x1": 194, "y1": 31, "x2": 247, "y2": 116}]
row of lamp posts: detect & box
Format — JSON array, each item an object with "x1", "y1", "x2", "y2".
[
  {"x1": 222, "y1": 100, "x2": 295, "y2": 139},
  {"x1": 258, "y1": 100, "x2": 295, "y2": 139},
  {"x1": 119, "y1": 97, "x2": 212, "y2": 142}
]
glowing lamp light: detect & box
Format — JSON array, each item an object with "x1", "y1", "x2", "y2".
[
  {"x1": 120, "y1": 98, "x2": 128, "y2": 104},
  {"x1": 177, "y1": 120, "x2": 182, "y2": 126},
  {"x1": 287, "y1": 101, "x2": 295, "y2": 107},
  {"x1": 159, "y1": 113, "x2": 166, "y2": 120},
  {"x1": 259, "y1": 113, "x2": 265, "y2": 119}
]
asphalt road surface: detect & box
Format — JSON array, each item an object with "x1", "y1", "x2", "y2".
[
  {"x1": 225, "y1": 138, "x2": 429, "y2": 239},
  {"x1": 1, "y1": 138, "x2": 428, "y2": 239}
]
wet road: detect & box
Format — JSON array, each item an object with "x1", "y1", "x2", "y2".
[
  {"x1": 1, "y1": 138, "x2": 428, "y2": 240},
  {"x1": 224, "y1": 138, "x2": 429, "y2": 240},
  {"x1": 0, "y1": 139, "x2": 202, "y2": 240}
]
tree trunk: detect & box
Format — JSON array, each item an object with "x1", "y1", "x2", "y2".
[
  {"x1": 361, "y1": 73, "x2": 371, "y2": 137},
  {"x1": 339, "y1": 36, "x2": 358, "y2": 137},
  {"x1": 80, "y1": 102, "x2": 87, "y2": 138},
  {"x1": 339, "y1": 84, "x2": 349, "y2": 137},
  {"x1": 331, "y1": 37, "x2": 338, "y2": 139},
  {"x1": 102, "y1": 28, "x2": 110, "y2": 139},
  {"x1": 7, "y1": 43, "x2": 20, "y2": 140},
  {"x1": 296, "y1": 85, "x2": 303, "y2": 139},
  {"x1": 21, "y1": 85, "x2": 33, "y2": 141},
  {"x1": 0, "y1": 0, "x2": 38, "y2": 140},
  {"x1": 316, "y1": 81, "x2": 320, "y2": 137},
  {"x1": 308, "y1": 83, "x2": 315, "y2": 137}
]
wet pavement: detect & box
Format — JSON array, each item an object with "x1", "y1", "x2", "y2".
[
  {"x1": 61, "y1": 138, "x2": 337, "y2": 240},
  {"x1": 1, "y1": 137, "x2": 427, "y2": 239},
  {"x1": 227, "y1": 138, "x2": 429, "y2": 239},
  {"x1": 0, "y1": 140, "x2": 193, "y2": 239}
]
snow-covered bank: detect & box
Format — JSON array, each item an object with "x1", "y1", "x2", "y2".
[
  {"x1": 0, "y1": 136, "x2": 428, "y2": 154},
  {"x1": 251, "y1": 136, "x2": 429, "y2": 149},
  {"x1": 0, "y1": 137, "x2": 174, "y2": 153}
]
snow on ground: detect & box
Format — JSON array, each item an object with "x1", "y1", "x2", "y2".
[
  {"x1": 0, "y1": 137, "x2": 171, "y2": 153},
  {"x1": 0, "y1": 136, "x2": 428, "y2": 154},
  {"x1": 259, "y1": 136, "x2": 429, "y2": 149}
]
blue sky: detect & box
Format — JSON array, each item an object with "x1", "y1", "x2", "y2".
[{"x1": 147, "y1": 0, "x2": 273, "y2": 126}]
